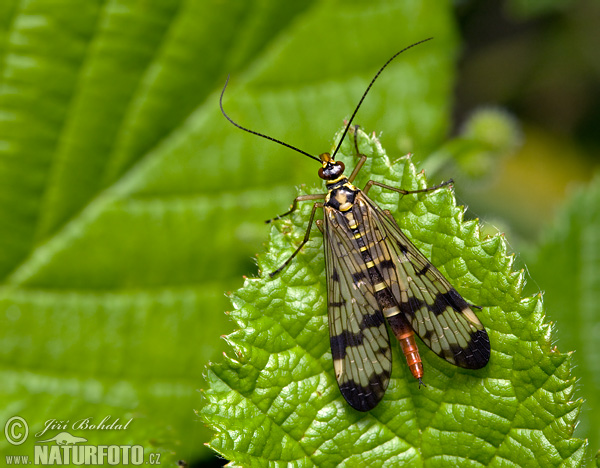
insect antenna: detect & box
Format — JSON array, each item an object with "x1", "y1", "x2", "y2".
[
  {"x1": 330, "y1": 37, "x2": 433, "y2": 159},
  {"x1": 219, "y1": 76, "x2": 321, "y2": 162}
]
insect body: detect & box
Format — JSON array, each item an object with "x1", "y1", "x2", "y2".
[{"x1": 220, "y1": 39, "x2": 490, "y2": 411}]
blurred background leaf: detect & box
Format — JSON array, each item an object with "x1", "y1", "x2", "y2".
[
  {"x1": 522, "y1": 178, "x2": 600, "y2": 456},
  {"x1": 453, "y1": 0, "x2": 600, "y2": 462},
  {"x1": 0, "y1": 0, "x2": 598, "y2": 466}
]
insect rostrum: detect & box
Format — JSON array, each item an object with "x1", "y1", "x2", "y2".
[{"x1": 220, "y1": 39, "x2": 490, "y2": 411}]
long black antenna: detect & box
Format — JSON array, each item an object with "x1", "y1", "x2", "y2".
[
  {"x1": 220, "y1": 76, "x2": 321, "y2": 162},
  {"x1": 220, "y1": 38, "x2": 432, "y2": 164},
  {"x1": 330, "y1": 37, "x2": 433, "y2": 158}
]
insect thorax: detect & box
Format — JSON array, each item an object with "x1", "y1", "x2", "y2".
[{"x1": 325, "y1": 180, "x2": 358, "y2": 212}]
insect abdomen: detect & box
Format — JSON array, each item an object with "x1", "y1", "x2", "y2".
[
  {"x1": 386, "y1": 314, "x2": 424, "y2": 380},
  {"x1": 340, "y1": 201, "x2": 425, "y2": 382}
]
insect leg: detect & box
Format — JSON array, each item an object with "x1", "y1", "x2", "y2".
[
  {"x1": 347, "y1": 125, "x2": 452, "y2": 195},
  {"x1": 265, "y1": 193, "x2": 325, "y2": 224},
  {"x1": 381, "y1": 209, "x2": 400, "y2": 224},
  {"x1": 363, "y1": 179, "x2": 453, "y2": 197},
  {"x1": 269, "y1": 202, "x2": 324, "y2": 278},
  {"x1": 315, "y1": 219, "x2": 324, "y2": 233},
  {"x1": 347, "y1": 126, "x2": 367, "y2": 183}
]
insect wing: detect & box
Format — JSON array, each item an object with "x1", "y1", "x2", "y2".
[
  {"x1": 360, "y1": 193, "x2": 491, "y2": 369},
  {"x1": 322, "y1": 205, "x2": 392, "y2": 412}
]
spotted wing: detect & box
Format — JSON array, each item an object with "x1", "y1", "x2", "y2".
[
  {"x1": 357, "y1": 192, "x2": 491, "y2": 369},
  {"x1": 322, "y1": 205, "x2": 392, "y2": 412}
]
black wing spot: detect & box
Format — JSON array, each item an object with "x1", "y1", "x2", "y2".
[
  {"x1": 402, "y1": 296, "x2": 426, "y2": 317},
  {"x1": 330, "y1": 330, "x2": 362, "y2": 360},
  {"x1": 431, "y1": 289, "x2": 469, "y2": 316},
  {"x1": 448, "y1": 329, "x2": 491, "y2": 369},
  {"x1": 338, "y1": 371, "x2": 389, "y2": 412},
  {"x1": 331, "y1": 269, "x2": 340, "y2": 282},
  {"x1": 360, "y1": 311, "x2": 385, "y2": 329},
  {"x1": 352, "y1": 270, "x2": 367, "y2": 286},
  {"x1": 329, "y1": 314, "x2": 387, "y2": 361},
  {"x1": 377, "y1": 258, "x2": 396, "y2": 271}
]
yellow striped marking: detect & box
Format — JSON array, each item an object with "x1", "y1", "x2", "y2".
[
  {"x1": 374, "y1": 282, "x2": 387, "y2": 292},
  {"x1": 462, "y1": 307, "x2": 482, "y2": 326},
  {"x1": 358, "y1": 240, "x2": 377, "y2": 251},
  {"x1": 365, "y1": 260, "x2": 375, "y2": 268},
  {"x1": 383, "y1": 306, "x2": 400, "y2": 317},
  {"x1": 333, "y1": 358, "x2": 344, "y2": 379}
]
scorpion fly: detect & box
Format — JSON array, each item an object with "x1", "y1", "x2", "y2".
[{"x1": 220, "y1": 38, "x2": 490, "y2": 411}]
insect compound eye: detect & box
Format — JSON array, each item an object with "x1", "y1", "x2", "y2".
[{"x1": 319, "y1": 161, "x2": 345, "y2": 180}]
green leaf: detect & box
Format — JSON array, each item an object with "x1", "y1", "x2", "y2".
[
  {"x1": 202, "y1": 128, "x2": 586, "y2": 466},
  {"x1": 0, "y1": 0, "x2": 459, "y2": 464},
  {"x1": 524, "y1": 176, "x2": 600, "y2": 458}
]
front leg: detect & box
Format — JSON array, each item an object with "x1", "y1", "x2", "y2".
[
  {"x1": 269, "y1": 202, "x2": 324, "y2": 277},
  {"x1": 266, "y1": 193, "x2": 326, "y2": 224}
]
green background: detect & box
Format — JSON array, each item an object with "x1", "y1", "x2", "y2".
[{"x1": 0, "y1": 0, "x2": 597, "y2": 466}]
